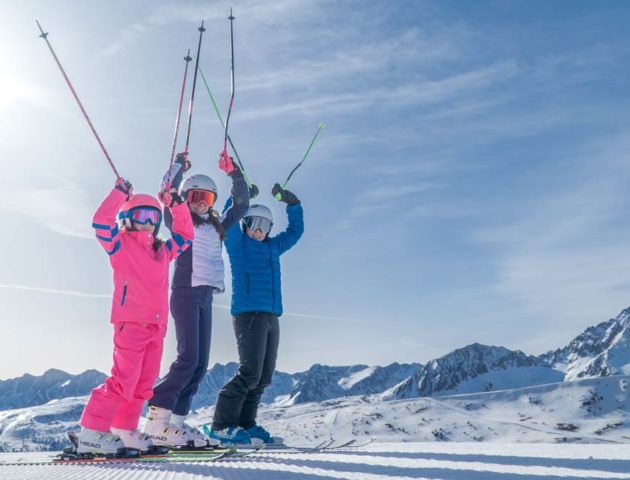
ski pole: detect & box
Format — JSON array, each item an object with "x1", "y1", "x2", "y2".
[
  {"x1": 275, "y1": 123, "x2": 325, "y2": 199},
  {"x1": 221, "y1": 8, "x2": 236, "y2": 158},
  {"x1": 36, "y1": 20, "x2": 121, "y2": 179},
  {"x1": 183, "y1": 20, "x2": 206, "y2": 154},
  {"x1": 198, "y1": 64, "x2": 253, "y2": 187},
  {"x1": 166, "y1": 50, "x2": 193, "y2": 187}
]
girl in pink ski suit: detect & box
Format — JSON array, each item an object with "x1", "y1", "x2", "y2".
[{"x1": 77, "y1": 178, "x2": 193, "y2": 455}]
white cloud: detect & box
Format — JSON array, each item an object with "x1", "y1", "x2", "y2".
[
  {"x1": 238, "y1": 61, "x2": 519, "y2": 121},
  {"x1": 0, "y1": 175, "x2": 94, "y2": 239},
  {"x1": 0, "y1": 284, "x2": 110, "y2": 298}
]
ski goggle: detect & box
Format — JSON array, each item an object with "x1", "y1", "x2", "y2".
[
  {"x1": 128, "y1": 207, "x2": 162, "y2": 226},
  {"x1": 244, "y1": 216, "x2": 272, "y2": 234},
  {"x1": 186, "y1": 189, "x2": 217, "y2": 207}
]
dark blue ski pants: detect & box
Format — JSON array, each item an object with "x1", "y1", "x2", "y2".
[
  {"x1": 211, "y1": 312, "x2": 279, "y2": 430},
  {"x1": 149, "y1": 285, "x2": 213, "y2": 416}
]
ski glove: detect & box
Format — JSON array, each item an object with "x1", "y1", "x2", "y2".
[
  {"x1": 249, "y1": 183, "x2": 259, "y2": 199},
  {"x1": 272, "y1": 183, "x2": 300, "y2": 205},
  {"x1": 218, "y1": 151, "x2": 236, "y2": 174},
  {"x1": 159, "y1": 187, "x2": 185, "y2": 208},
  {"x1": 175, "y1": 152, "x2": 191, "y2": 172},
  {"x1": 115, "y1": 178, "x2": 133, "y2": 200}
]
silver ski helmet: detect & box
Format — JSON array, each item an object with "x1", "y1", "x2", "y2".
[
  {"x1": 180, "y1": 174, "x2": 218, "y2": 206},
  {"x1": 243, "y1": 204, "x2": 273, "y2": 234}
]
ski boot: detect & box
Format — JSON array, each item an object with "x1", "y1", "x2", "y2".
[
  {"x1": 204, "y1": 425, "x2": 264, "y2": 449},
  {"x1": 111, "y1": 427, "x2": 169, "y2": 455},
  {"x1": 245, "y1": 424, "x2": 284, "y2": 446},
  {"x1": 63, "y1": 429, "x2": 140, "y2": 460}
]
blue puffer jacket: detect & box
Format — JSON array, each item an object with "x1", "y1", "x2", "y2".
[{"x1": 225, "y1": 203, "x2": 304, "y2": 316}]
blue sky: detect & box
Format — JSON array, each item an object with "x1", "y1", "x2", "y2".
[{"x1": 2, "y1": 0, "x2": 630, "y2": 380}]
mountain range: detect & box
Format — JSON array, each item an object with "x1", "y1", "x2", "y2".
[{"x1": 2, "y1": 307, "x2": 630, "y2": 414}]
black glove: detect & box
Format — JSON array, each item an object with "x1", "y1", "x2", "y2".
[
  {"x1": 158, "y1": 187, "x2": 185, "y2": 208},
  {"x1": 272, "y1": 183, "x2": 299, "y2": 205},
  {"x1": 175, "y1": 152, "x2": 191, "y2": 171},
  {"x1": 248, "y1": 183, "x2": 259, "y2": 199},
  {"x1": 227, "y1": 161, "x2": 242, "y2": 177},
  {"x1": 115, "y1": 178, "x2": 133, "y2": 200}
]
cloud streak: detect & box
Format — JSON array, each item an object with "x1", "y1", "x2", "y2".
[{"x1": 0, "y1": 284, "x2": 110, "y2": 298}]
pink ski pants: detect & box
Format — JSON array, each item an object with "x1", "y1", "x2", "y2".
[{"x1": 80, "y1": 322, "x2": 166, "y2": 431}]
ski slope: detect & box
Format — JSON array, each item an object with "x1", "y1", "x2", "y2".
[{"x1": 2, "y1": 443, "x2": 630, "y2": 479}]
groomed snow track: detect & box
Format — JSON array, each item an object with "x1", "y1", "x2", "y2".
[{"x1": 2, "y1": 442, "x2": 630, "y2": 480}]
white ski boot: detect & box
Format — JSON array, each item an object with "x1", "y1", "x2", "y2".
[
  {"x1": 75, "y1": 427, "x2": 132, "y2": 457},
  {"x1": 144, "y1": 406, "x2": 215, "y2": 449},
  {"x1": 110, "y1": 427, "x2": 155, "y2": 453}
]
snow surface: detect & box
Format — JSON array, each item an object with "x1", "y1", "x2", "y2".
[
  {"x1": 2, "y1": 376, "x2": 630, "y2": 453},
  {"x1": 338, "y1": 366, "x2": 378, "y2": 389},
  {"x1": 2, "y1": 443, "x2": 630, "y2": 479}
]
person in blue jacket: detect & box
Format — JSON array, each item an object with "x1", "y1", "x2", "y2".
[{"x1": 206, "y1": 183, "x2": 304, "y2": 446}]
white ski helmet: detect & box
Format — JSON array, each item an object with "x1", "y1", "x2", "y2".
[
  {"x1": 242, "y1": 204, "x2": 274, "y2": 234},
  {"x1": 244, "y1": 204, "x2": 273, "y2": 223},
  {"x1": 179, "y1": 174, "x2": 218, "y2": 196}
]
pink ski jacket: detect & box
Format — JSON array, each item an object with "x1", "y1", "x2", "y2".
[{"x1": 92, "y1": 187, "x2": 194, "y2": 325}]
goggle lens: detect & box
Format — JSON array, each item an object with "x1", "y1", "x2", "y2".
[
  {"x1": 244, "y1": 216, "x2": 272, "y2": 234},
  {"x1": 130, "y1": 207, "x2": 161, "y2": 226},
  {"x1": 187, "y1": 189, "x2": 216, "y2": 207}
]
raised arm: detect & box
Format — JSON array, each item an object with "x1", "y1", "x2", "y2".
[
  {"x1": 159, "y1": 188, "x2": 194, "y2": 261},
  {"x1": 92, "y1": 178, "x2": 131, "y2": 257},
  {"x1": 161, "y1": 153, "x2": 190, "y2": 232},
  {"x1": 220, "y1": 167, "x2": 249, "y2": 231},
  {"x1": 271, "y1": 184, "x2": 304, "y2": 255}
]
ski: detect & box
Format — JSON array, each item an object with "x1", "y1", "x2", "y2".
[
  {"x1": 253, "y1": 439, "x2": 334, "y2": 453},
  {"x1": 255, "y1": 437, "x2": 374, "y2": 454},
  {"x1": 0, "y1": 447, "x2": 255, "y2": 466},
  {"x1": 324, "y1": 437, "x2": 375, "y2": 450}
]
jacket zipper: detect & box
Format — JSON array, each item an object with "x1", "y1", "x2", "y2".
[
  {"x1": 246, "y1": 273, "x2": 250, "y2": 294},
  {"x1": 121, "y1": 281, "x2": 128, "y2": 306},
  {"x1": 269, "y1": 243, "x2": 275, "y2": 312}
]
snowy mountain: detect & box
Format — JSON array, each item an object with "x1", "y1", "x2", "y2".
[
  {"x1": 0, "y1": 362, "x2": 419, "y2": 413},
  {"x1": 385, "y1": 343, "x2": 560, "y2": 399},
  {"x1": 539, "y1": 307, "x2": 630, "y2": 380},
  {"x1": 2, "y1": 375, "x2": 628, "y2": 452},
  {"x1": 244, "y1": 375, "x2": 630, "y2": 444},
  {"x1": 0, "y1": 369, "x2": 105, "y2": 411},
  {"x1": 4, "y1": 307, "x2": 630, "y2": 452},
  {"x1": 282, "y1": 362, "x2": 421, "y2": 405}
]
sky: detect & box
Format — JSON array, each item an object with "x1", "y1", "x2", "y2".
[{"x1": 2, "y1": 0, "x2": 630, "y2": 380}]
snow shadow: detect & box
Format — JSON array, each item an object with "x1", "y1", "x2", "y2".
[
  {"x1": 237, "y1": 454, "x2": 630, "y2": 480},
  {"x1": 341, "y1": 449, "x2": 630, "y2": 474}
]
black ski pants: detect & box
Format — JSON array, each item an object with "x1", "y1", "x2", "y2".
[
  {"x1": 211, "y1": 312, "x2": 279, "y2": 430},
  {"x1": 150, "y1": 285, "x2": 213, "y2": 416}
]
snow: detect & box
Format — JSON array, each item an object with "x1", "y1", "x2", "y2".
[
  {"x1": 1, "y1": 376, "x2": 630, "y2": 453},
  {"x1": 2, "y1": 443, "x2": 630, "y2": 479},
  {"x1": 338, "y1": 366, "x2": 378, "y2": 389}
]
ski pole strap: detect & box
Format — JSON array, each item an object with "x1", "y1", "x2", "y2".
[
  {"x1": 198, "y1": 63, "x2": 253, "y2": 188},
  {"x1": 36, "y1": 20, "x2": 121, "y2": 179},
  {"x1": 276, "y1": 122, "x2": 325, "y2": 199}
]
